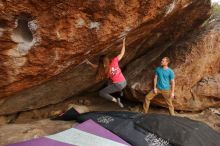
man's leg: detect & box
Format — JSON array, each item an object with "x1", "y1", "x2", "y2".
[
  {"x1": 161, "y1": 90, "x2": 175, "y2": 116},
  {"x1": 143, "y1": 90, "x2": 158, "y2": 114}
]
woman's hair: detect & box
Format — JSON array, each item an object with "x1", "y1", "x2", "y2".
[{"x1": 96, "y1": 55, "x2": 111, "y2": 81}]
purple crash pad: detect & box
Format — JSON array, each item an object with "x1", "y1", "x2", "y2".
[
  {"x1": 74, "y1": 119, "x2": 130, "y2": 145},
  {"x1": 7, "y1": 119, "x2": 130, "y2": 146}
]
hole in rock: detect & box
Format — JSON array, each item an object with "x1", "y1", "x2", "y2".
[
  {"x1": 12, "y1": 13, "x2": 33, "y2": 43},
  {"x1": 0, "y1": 19, "x2": 7, "y2": 28}
]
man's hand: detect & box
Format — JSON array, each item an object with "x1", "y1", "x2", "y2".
[
  {"x1": 170, "y1": 79, "x2": 175, "y2": 99},
  {"x1": 153, "y1": 88, "x2": 158, "y2": 94}
]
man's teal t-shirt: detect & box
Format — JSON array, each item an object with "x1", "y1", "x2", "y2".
[{"x1": 155, "y1": 67, "x2": 175, "y2": 90}]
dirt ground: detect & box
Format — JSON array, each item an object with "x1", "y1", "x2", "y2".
[{"x1": 7, "y1": 93, "x2": 220, "y2": 132}]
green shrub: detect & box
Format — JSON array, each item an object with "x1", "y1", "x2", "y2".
[{"x1": 212, "y1": 3, "x2": 220, "y2": 18}]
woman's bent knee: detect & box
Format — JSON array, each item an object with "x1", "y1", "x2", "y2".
[{"x1": 99, "y1": 90, "x2": 105, "y2": 97}]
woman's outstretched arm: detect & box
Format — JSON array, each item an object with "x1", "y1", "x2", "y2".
[
  {"x1": 117, "y1": 38, "x2": 126, "y2": 61},
  {"x1": 85, "y1": 59, "x2": 98, "y2": 69}
]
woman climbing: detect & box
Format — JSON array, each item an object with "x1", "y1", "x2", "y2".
[{"x1": 85, "y1": 38, "x2": 127, "y2": 108}]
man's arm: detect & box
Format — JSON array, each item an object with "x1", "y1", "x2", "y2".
[
  {"x1": 170, "y1": 79, "x2": 175, "y2": 98},
  {"x1": 153, "y1": 75, "x2": 158, "y2": 94},
  {"x1": 117, "y1": 38, "x2": 126, "y2": 61}
]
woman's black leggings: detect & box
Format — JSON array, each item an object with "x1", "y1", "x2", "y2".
[{"x1": 99, "y1": 80, "x2": 127, "y2": 101}]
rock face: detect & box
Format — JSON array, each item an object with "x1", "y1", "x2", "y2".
[
  {"x1": 192, "y1": 74, "x2": 220, "y2": 101},
  {"x1": 124, "y1": 21, "x2": 220, "y2": 111},
  {"x1": 0, "y1": 119, "x2": 74, "y2": 146},
  {"x1": 0, "y1": 0, "x2": 211, "y2": 115}
]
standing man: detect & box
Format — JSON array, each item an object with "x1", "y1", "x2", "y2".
[{"x1": 143, "y1": 57, "x2": 175, "y2": 116}]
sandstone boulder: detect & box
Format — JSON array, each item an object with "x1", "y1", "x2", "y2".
[
  {"x1": 0, "y1": 0, "x2": 211, "y2": 114},
  {"x1": 0, "y1": 119, "x2": 73, "y2": 146},
  {"x1": 124, "y1": 21, "x2": 220, "y2": 111}
]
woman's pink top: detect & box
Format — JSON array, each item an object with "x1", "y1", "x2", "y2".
[{"x1": 108, "y1": 57, "x2": 126, "y2": 83}]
